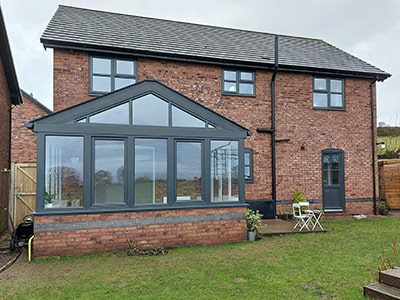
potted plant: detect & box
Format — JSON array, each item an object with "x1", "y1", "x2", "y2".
[
  {"x1": 44, "y1": 192, "x2": 55, "y2": 208},
  {"x1": 293, "y1": 187, "x2": 307, "y2": 203},
  {"x1": 245, "y1": 208, "x2": 263, "y2": 241},
  {"x1": 378, "y1": 201, "x2": 389, "y2": 215}
]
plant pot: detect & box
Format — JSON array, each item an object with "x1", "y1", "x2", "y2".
[{"x1": 248, "y1": 231, "x2": 256, "y2": 241}]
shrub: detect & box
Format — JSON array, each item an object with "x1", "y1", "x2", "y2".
[
  {"x1": 126, "y1": 240, "x2": 168, "y2": 256},
  {"x1": 378, "y1": 201, "x2": 389, "y2": 215}
]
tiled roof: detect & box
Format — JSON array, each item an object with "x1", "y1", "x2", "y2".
[{"x1": 41, "y1": 5, "x2": 390, "y2": 79}]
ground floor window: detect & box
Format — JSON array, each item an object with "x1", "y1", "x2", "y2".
[
  {"x1": 211, "y1": 141, "x2": 239, "y2": 202},
  {"x1": 41, "y1": 136, "x2": 244, "y2": 210},
  {"x1": 44, "y1": 136, "x2": 84, "y2": 208},
  {"x1": 135, "y1": 139, "x2": 168, "y2": 205}
]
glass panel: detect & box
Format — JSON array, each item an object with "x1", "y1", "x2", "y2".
[
  {"x1": 92, "y1": 58, "x2": 111, "y2": 75},
  {"x1": 135, "y1": 139, "x2": 167, "y2": 205},
  {"x1": 92, "y1": 76, "x2": 111, "y2": 93},
  {"x1": 224, "y1": 82, "x2": 237, "y2": 92},
  {"x1": 211, "y1": 141, "x2": 239, "y2": 202},
  {"x1": 240, "y1": 72, "x2": 253, "y2": 81},
  {"x1": 330, "y1": 79, "x2": 342, "y2": 93},
  {"x1": 224, "y1": 70, "x2": 236, "y2": 81},
  {"x1": 245, "y1": 166, "x2": 251, "y2": 178},
  {"x1": 176, "y1": 142, "x2": 202, "y2": 201},
  {"x1": 44, "y1": 136, "x2": 83, "y2": 208},
  {"x1": 89, "y1": 102, "x2": 129, "y2": 125},
  {"x1": 116, "y1": 60, "x2": 134, "y2": 75},
  {"x1": 330, "y1": 94, "x2": 343, "y2": 107},
  {"x1": 115, "y1": 78, "x2": 135, "y2": 90},
  {"x1": 314, "y1": 78, "x2": 327, "y2": 90},
  {"x1": 313, "y1": 93, "x2": 328, "y2": 107},
  {"x1": 244, "y1": 152, "x2": 250, "y2": 166},
  {"x1": 77, "y1": 118, "x2": 86, "y2": 123},
  {"x1": 331, "y1": 171, "x2": 339, "y2": 185},
  {"x1": 132, "y1": 94, "x2": 168, "y2": 126},
  {"x1": 172, "y1": 106, "x2": 206, "y2": 128},
  {"x1": 94, "y1": 140, "x2": 125, "y2": 204},
  {"x1": 239, "y1": 83, "x2": 254, "y2": 95}
]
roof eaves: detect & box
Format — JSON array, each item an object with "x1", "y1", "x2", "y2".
[{"x1": 21, "y1": 89, "x2": 52, "y2": 114}]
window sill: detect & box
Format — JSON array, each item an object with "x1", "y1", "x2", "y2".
[
  {"x1": 222, "y1": 92, "x2": 256, "y2": 98},
  {"x1": 313, "y1": 107, "x2": 346, "y2": 111},
  {"x1": 33, "y1": 202, "x2": 248, "y2": 216}
]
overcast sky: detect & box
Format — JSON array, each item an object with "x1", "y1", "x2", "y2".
[{"x1": 2, "y1": 0, "x2": 399, "y2": 124}]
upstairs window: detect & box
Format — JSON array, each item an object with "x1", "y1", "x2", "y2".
[
  {"x1": 90, "y1": 57, "x2": 136, "y2": 94},
  {"x1": 222, "y1": 70, "x2": 255, "y2": 96},
  {"x1": 313, "y1": 78, "x2": 344, "y2": 109}
]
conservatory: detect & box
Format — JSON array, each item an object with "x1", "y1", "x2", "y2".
[{"x1": 28, "y1": 80, "x2": 250, "y2": 256}]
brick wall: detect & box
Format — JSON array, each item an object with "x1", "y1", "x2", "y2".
[
  {"x1": 11, "y1": 93, "x2": 50, "y2": 162},
  {"x1": 0, "y1": 56, "x2": 11, "y2": 231},
  {"x1": 53, "y1": 49, "x2": 93, "y2": 112},
  {"x1": 52, "y1": 49, "x2": 376, "y2": 215},
  {"x1": 33, "y1": 207, "x2": 247, "y2": 257}
]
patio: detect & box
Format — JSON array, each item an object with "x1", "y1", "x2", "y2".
[{"x1": 259, "y1": 219, "x2": 327, "y2": 236}]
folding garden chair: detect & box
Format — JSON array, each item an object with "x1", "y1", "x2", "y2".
[{"x1": 292, "y1": 202, "x2": 313, "y2": 231}]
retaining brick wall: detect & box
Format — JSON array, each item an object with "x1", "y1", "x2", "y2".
[
  {"x1": 33, "y1": 207, "x2": 247, "y2": 257},
  {"x1": 50, "y1": 49, "x2": 377, "y2": 215}
]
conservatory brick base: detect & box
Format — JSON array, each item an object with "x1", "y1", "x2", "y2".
[{"x1": 33, "y1": 207, "x2": 247, "y2": 257}]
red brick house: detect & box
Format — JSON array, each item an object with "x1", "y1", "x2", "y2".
[
  {"x1": 0, "y1": 6, "x2": 22, "y2": 232},
  {"x1": 11, "y1": 90, "x2": 51, "y2": 163},
  {"x1": 28, "y1": 6, "x2": 390, "y2": 256}
]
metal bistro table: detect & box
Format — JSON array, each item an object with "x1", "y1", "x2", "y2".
[{"x1": 304, "y1": 209, "x2": 324, "y2": 230}]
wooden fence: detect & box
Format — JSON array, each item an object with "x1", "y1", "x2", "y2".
[
  {"x1": 8, "y1": 163, "x2": 36, "y2": 228},
  {"x1": 378, "y1": 159, "x2": 400, "y2": 209}
]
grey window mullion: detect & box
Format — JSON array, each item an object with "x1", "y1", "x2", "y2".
[
  {"x1": 83, "y1": 134, "x2": 92, "y2": 209},
  {"x1": 204, "y1": 139, "x2": 211, "y2": 204},
  {"x1": 167, "y1": 137, "x2": 175, "y2": 205},
  {"x1": 36, "y1": 133, "x2": 45, "y2": 211},
  {"x1": 127, "y1": 136, "x2": 134, "y2": 207},
  {"x1": 238, "y1": 139, "x2": 245, "y2": 203}
]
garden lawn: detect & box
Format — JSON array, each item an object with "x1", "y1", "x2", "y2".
[{"x1": 1, "y1": 217, "x2": 400, "y2": 299}]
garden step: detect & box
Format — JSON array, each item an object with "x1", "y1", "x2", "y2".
[
  {"x1": 364, "y1": 282, "x2": 400, "y2": 299},
  {"x1": 380, "y1": 269, "x2": 400, "y2": 289}
]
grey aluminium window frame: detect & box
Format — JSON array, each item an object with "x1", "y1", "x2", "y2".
[
  {"x1": 89, "y1": 55, "x2": 137, "y2": 96},
  {"x1": 222, "y1": 69, "x2": 256, "y2": 96},
  {"x1": 312, "y1": 77, "x2": 345, "y2": 110},
  {"x1": 244, "y1": 148, "x2": 254, "y2": 183},
  {"x1": 32, "y1": 80, "x2": 249, "y2": 214}
]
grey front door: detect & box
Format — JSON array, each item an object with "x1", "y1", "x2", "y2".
[{"x1": 322, "y1": 150, "x2": 345, "y2": 211}]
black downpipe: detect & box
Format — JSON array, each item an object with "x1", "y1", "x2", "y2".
[
  {"x1": 271, "y1": 36, "x2": 278, "y2": 215},
  {"x1": 370, "y1": 80, "x2": 377, "y2": 215}
]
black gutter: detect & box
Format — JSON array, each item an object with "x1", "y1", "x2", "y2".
[
  {"x1": 370, "y1": 80, "x2": 377, "y2": 215},
  {"x1": 271, "y1": 35, "x2": 279, "y2": 215}
]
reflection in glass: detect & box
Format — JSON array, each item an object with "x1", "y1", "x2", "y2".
[
  {"x1": 94, "y1": 140, "x2": 125, "y2": 204},
  {"x1": 45, "y1": 136, "x2": 84, "y2": 208},
  {"x1": 132, "y1": 94, "x2": 168, "y2": 126},
  {"x1": 211, "y1": 141, "x2": 239, "y2": 202},
  {"x1": 89, "y1": 102, "x2": 129, "y2": 125},
  {"x1": 92, "y1": 76, "x2": 111, "y2": 93},
  {"x1": 135, "y1": 139, "x2": 168, "y2": 205},
  {"x1": 313, "y1": 93, "x2": 328, "y2": 107},
  {"x1": 92, "y1": 58, "x2": 111, "y2": 74},
  {"x1": 172, "y1": 106, "x2": 205, "y2": 128},
  {"x1": 176, "y1": 142, "x2": 202, "y2": 200}
]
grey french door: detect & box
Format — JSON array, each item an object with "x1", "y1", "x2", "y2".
[{"x1": 322, "y1": 150, "x2": 345, "y2": 211}]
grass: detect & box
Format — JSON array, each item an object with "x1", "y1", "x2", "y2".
[{"x1": 1, "y1": 217, "x2": 400, "y2": 299}]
